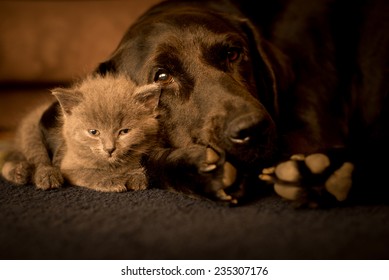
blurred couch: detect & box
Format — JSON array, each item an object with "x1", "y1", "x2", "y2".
[{"x1": 0, "y1": 0, "x2": 161, "y2": 132}]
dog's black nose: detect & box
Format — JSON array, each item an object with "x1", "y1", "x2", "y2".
[{"x1": 227, "y1": 113, "x2": 267, "y2": 145}]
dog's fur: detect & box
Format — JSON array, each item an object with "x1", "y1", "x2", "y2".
[{"x1": 96, "y1": 0, "x2": 389, "y2": 205}]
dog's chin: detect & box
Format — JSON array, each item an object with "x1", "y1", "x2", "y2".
[
  {"x1": 221, "y1": 135, "x2": 276, "y2": 167},
  {"x1": 228, "y1": 148, "x2": 274, "y2": 171}
]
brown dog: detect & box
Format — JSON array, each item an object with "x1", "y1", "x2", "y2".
[{"x1": 96, "y1": 0, "x2": 389, "y2": 206}]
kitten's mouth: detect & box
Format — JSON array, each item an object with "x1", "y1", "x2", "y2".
[
  {"x1": 101, "y1": 151, "x2": 116, "y2": 162},
  {"x1": 107, "y1": 154, "x2": 116, "y2": 161}
]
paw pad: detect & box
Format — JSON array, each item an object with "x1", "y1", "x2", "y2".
[
  {"x1": 259, "y1": 152, "x2": 354, "y2": 205},
  {"x1": 275, "y1": 160, "x2": 300, "y2": 182},
  {"x1": 305, "y1": 153, "x2": 330, "y2": 174},
  {"x1": 325, "y1": 162, "x2": 354, "y2": 201},
  {"x1": 274, "y1": 183, "x2": 301, "y2": 200},
  {"x1": 200, "y1": 147, "x2": 220, "y2": 172},
  {"x1": 202, "y1": 147, "x2": 239, "y2": 204},
  {"x1": 222, "y1": 161, "x2": 237, "y2": 187}
]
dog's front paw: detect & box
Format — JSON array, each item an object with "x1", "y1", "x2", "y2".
[
  {"x1": 259, "y1": 152, "x2": 354, "y2": 207},
  {"x1": 199, "y1": 147, "x2": 239, "y2": 204}
]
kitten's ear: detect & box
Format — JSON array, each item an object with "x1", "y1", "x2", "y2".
[
  {"x1": 134, "y1": 84, "x2": 161, "y2": 111},
  {"x1": 51, "y1": 88, "x2": 83, "y2": 116}
]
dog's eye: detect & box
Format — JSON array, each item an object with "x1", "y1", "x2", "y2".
[
  {"x1": 226, "y1": 48, "x2": 241, "y2": 63},
  {"x1": 154, "y1": 69, "x2": 173, "y2": 84}
]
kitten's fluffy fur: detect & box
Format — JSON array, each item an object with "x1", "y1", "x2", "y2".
[{"x1": 1, "y1": 74, "x2": 160, "y2": 192}]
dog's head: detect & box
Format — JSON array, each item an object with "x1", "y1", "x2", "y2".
[{"x1": 97, "y1": 3, "x2": 285, "y2": 170}]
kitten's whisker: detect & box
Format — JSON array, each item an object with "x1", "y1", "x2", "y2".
[{"x1": 125, "y1": 147, "x2": 151, "y2": 155}]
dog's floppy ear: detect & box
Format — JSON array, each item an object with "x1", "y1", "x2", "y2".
[
  {"x1": 133, "y1": 83, "x2": 162, "y2": 113},
  {"x1": 239, "y1": 19, "x2": 293, "y2": 117},
  {"x1": 95, "y1": 60, "x2": 117, "y2": 76}
]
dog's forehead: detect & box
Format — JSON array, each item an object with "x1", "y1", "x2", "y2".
[
  {"x1": 164, "y1": 11, "x2": 240, "y2": 33},
  {"x1": 144, "y1": 15, "x2": 247, "y2": 54},
  {"x1": 114, "y1": 7, "x2": 251, "y2": 84},
  {"x1": 136, "y1": 8, "x2": 244, "y2": 39}
]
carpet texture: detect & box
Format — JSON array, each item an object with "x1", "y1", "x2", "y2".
[{"x1": 0, "y1": 177, "x2": 388, "y2": 260}]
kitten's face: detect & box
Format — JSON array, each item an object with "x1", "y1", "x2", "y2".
[
  {"x1": 70, "y1": 112, "x2": 158, "y2": 165},
  {"x1": 53, "y1": 75, "x2": 160, "y2": 166}
]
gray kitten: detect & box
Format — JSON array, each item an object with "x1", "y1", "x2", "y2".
[{"x1": 1, "y1": 74, "x2": 160, "y2": 192}]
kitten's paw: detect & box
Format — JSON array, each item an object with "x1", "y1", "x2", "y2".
[
  {"x1": 259, "y1": 152, "x2": 354, "y2": 208},
  {"x1": 34, "y1": 165, "x2": 64, "y2": 190},
  {"x1": 1, "y1": 161, "x2": 31, "y2": 185},
  {"x1": 91, "y1": 178, "x2": 128, "y2": 193},
  {"x1": 125, "y1": 171, "x2": 148, "y2": 191}
]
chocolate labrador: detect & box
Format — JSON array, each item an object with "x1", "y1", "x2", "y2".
[{"x1": 96, "y1": 0, "x2": 389, "y2": 206}]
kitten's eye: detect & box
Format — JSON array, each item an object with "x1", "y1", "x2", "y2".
[
  {"x1": 154, "y1": 68, "x2": 173, "y2": 85},
  {"x1": 88, "y1": 129, "x2": 100, "y2": 136},
  {"x1": 119, "y1": 128, "x2": 130, "y2": 135}
]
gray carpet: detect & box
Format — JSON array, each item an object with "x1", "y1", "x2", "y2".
[{"x1": 1, "y1": 177, "x2": 389, "y2": 260}]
